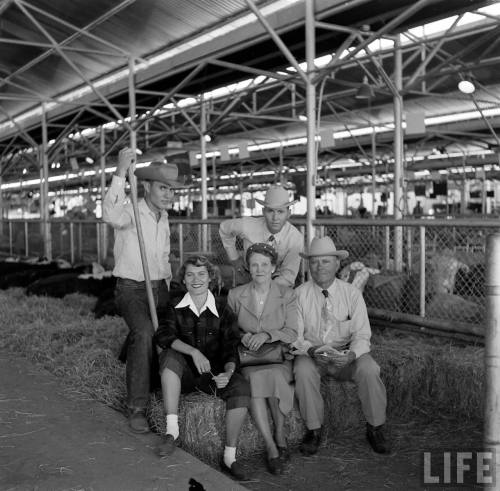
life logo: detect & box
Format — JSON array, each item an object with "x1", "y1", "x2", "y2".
[{"x1": 422, "y1": 449, "x2": 495, "y2": 486}]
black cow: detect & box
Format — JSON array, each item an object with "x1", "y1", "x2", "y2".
[{"x1": 26, "y1": 273, "x2": 116, "y2": 298}]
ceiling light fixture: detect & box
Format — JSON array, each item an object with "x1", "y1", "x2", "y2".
[
  {"x1": 458, "y1": 75, "x2": 476, "y2": 94},
  {"x1": 355, "y1": 76, "x2": 374, "y2": 99}
]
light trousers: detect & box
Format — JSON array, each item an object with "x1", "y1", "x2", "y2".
[{"x1": 293, "y1": 353, "x2": 387, "y2": 430}]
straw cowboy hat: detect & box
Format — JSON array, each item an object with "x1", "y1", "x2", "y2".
[
  {"x1": 300, "y1": 236, "x2": 349, "y2": 260},
  {"x1": 134, "y1": 161, "x2": 183, "y2": 187},
  {"x1": 255, "y1": 185, "x2": 298, "y2": 209}
]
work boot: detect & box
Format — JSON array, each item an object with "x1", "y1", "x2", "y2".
[
  {"x1": 366, "y1": 423, "x2": 390, "y2": 454},
  {"x1": 128, "y1": 409, "x2": 149, "y2": 433},
  {"x1": 300, "y1": 427, "x2": 322, "y2": 456}
]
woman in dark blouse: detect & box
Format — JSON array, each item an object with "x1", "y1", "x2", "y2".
[{"x1": 153, "y1": 255, "x2": 250, "y2": 481}]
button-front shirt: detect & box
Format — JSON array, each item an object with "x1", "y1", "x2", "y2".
[
  {"x1": 219, "y1": 216, "x2": 304, "y2": 287},
  {"x1": 154, "y1": 293, "x2": 240, "y2": 372},
  {"x1": 293, "y1": 278, "x2": 371, "y2": 358},
  {"x1": 102, "y1": 175, "x2": 172, "y2": 283},
  {"x1": 175, "y1": 290, "x2": 219, "y2": 318}
]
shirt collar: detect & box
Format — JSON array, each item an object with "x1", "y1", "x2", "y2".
[
  {"x1": 265, "y1": 220, "x2": 288, "y2": 240},
  {"x1": 175, "y1": 290, "x2": 219, "y2": 317},
  {"x1": 139, "y1": 198, "x2": 168, "y2": 220},
  {"x1": 314, "y1": 278, "x2": 337, "y2": 296}
]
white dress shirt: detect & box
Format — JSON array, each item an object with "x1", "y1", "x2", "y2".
[
  {"x1": 219, "y1": 216, "x2": 304, "y2": 287},
  {"x1": 294, "y1": 278, "x2": 371, "y2": 358},
  {"x1": 102, "y1": 175, "x2": 172, "y2": 283}
]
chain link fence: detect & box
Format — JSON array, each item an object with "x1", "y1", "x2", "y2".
[{"x1": 0, "y1": 217, "x2": 496, "y2": 330}]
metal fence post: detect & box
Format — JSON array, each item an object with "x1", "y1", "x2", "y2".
[
  {"x1": 9, "y1": 221, "x2": 13, "y2": 256},
  {"x1": 419, "y1": 225, "x2": 426, "y2": 317},
  {"x1": 24, "y1": 221, "x2": 29, "y2": 257},
  {"x1": 178, "y1": 223, "x2": 184, "y2": 264},
  {"x1": 78, "y1": 223, "x2": 82, "y2": 261},
  {"x1": 96, "y1": 222, "x2": 101, "y2": 264},
  {"x1": 406, "y1": 226, "x2": 412, "y2": 272},
  {"x1": 484, "y1": 232, "x2": 500, "y2": 486},
  {"x1": 70, "y1": 222, "x2": 75, "y2": 264},
  {"x1": 384, "y1": 225, "x2": 390, "y2": 270}
]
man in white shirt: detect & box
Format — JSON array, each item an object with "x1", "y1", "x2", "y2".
[
  {"x1": 219, "y1": 185, "x2": 304, "y2": 287},
  {"x1": 292, "y1": 236, "x2": 388, "y2": 455},
  {"x1": 103, "y1": 147, "x2": 182, "y2": 433}
]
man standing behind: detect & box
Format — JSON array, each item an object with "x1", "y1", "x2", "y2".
[
  {"x1": 219, "y1": 185, "x2": 304, "y2": 287},
  {"x1": 292, "y1": 236, "x2": 389, "y2": 455},
  {"x1": 103, "y1": 147, "x2": 182, "y2": 433}
]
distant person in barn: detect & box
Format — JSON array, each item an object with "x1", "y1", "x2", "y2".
[
  {"x1": 291, "y1": 237, "x2": 389, "y2": 455},
  {"x1": 413, "y1": 201, "x2": 424, "y2": 217},
  {"x1": 154, "y1": 255, "x2": 250, "y2": 481},
  {"x1": 103, "y1": 147, "x2": 182, "y2": 433},
  {"x1": 219, "y1": 185, "x2": 304, "y2": 287}
]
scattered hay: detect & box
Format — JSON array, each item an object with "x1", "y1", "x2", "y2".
[
  {"x1": 0, "y1": 288, "x2": 485, "y2": 465},
  {"x1": 0, "y1": 288, "x2": 127, "y2": 410}
]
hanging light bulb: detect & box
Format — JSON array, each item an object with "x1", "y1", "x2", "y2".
[{"x1": 458, "y1": 75, "x2": 475, "y2": 94}]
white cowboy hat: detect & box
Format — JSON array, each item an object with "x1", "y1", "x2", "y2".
[
  {"x1": 135, "y1": 161, "x2": 183, "y2": 187},
  {"x1": 300, "y1": 236, "x2": 349, "y2": 260},
  {"x1": 255, "y1": 185, "x2": 298, "y2": 209}
]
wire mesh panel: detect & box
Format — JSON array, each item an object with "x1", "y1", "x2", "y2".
[
  {"x1": 318, "y1": 219, "x2": 497, "y2": 329},
  {"x1": 424, "y1": 225, "x2": 486, "y2": 326},
  {"x1": 1, "y1": 217, "x2": 497, "y2": 330},
  {"x1": 170, "y1": 220, "x2": 235, "y2": 290},
  {"x1": 51, "y1": 221, "x2": 72, "y2": 261}
]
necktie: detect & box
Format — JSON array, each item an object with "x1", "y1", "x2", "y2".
[
  {"x1": 321, "y1": 289, "x2": 329, "y2": 324},
  {"x1": 267, "y1": 235, "x2": 275, "y2": 246}
]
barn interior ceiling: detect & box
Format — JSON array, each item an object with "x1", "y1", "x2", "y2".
[{"x1": 1, "y1": 0, "x2": 500, "y2": 195}]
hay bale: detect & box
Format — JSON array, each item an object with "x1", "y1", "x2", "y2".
[
  {"x1": 147, "y1": 390, "x2": 305, "y2": 465},
  {"x1": 0, "y1": 289, "x2": 485, "y2": 465}
]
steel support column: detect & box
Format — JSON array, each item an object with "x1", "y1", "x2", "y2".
[
  {"x1": 0, "y1": 170, "x2": 3, "y2": 233},
  {"x1": 485, "y1": 233, "x2": 500, "y2": 488},
  {"x1": 371, "y1": 131, "x2": 376, "y2": 217},
  {"x1": 305, "y1": 0, "x2": 316, "y2": 244},
  {"x1": 100, "y1": 126, "x2": 107, "y2": 264},
  {"x1": 200, "y1": 98, "x2": 208, "y2": 251},
  {"x1": 41, "y1": 103, "x2": 52, "y2": 260},
  {"x1": 393, "y1": 35, "x2": 404, "y2": 272}
]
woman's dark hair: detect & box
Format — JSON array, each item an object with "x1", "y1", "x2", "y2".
[
  {"x1": 245, "y1": 242, "x2": 278, "y2": 265},
  {"x1": 177, "y1": 255, "x2": 221, "y2": 292}
]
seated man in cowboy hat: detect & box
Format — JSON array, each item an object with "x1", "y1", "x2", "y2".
[
  {"x1": 291, "y1": 236, "x2": 389, "y2": 455},
  {"x1": 219, "y1": 185, "x2": 304, "y2": 287},
  {"x1": 103, "y1": 147, "x2": 183, "y2": 433}
]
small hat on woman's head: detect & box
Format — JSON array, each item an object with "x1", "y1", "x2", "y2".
[{"x1": 246, "y1": 242, "x2": 278, "y2": 264}]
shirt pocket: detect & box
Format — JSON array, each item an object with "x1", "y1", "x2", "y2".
[{"x1": 332, "y1": 318, "x2": 352, "y2": 339}]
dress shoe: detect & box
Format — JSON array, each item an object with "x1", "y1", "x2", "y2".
[
  {"x1": 222, "y1": 460, "x2": 248, "y2": 481},
  {"x1": 300, "y1": 428, "x2": 322, "y2": 456},
  {"x1": 366, "y1": 423, "x2": 390, "y2": 454},
  {"x1": 128, "y1": 409, "x2": 150, "y2": 433},
  {"x1": 158, "y1": 434, "x2": 177, "y2": 457},
  {"x1": 267, "y1": 456, "x2": 284, "y2": 475}
]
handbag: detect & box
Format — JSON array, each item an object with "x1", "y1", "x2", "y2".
[{"x1": 238, "y1": 341, "x2": 285, "y2": 367}]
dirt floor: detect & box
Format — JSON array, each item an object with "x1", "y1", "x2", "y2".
[{"x1": 1, "y1": 347, "x2": 483, "y2": 491}]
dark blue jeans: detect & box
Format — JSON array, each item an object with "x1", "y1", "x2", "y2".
[{"x1": 115, "y1": 278, "x2": 169, "y2": 412}]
